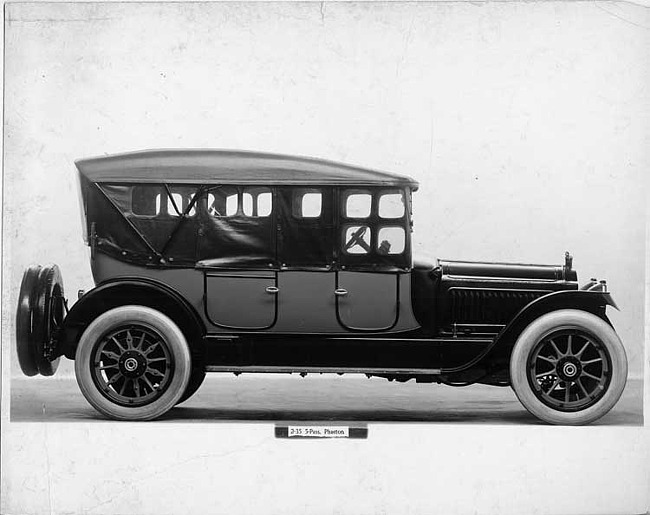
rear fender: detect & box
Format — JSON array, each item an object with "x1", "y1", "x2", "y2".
[{"x1": 60, "y1": 278, "x2": 206, "y2": 359}]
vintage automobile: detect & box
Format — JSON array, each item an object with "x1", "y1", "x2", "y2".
[{"x1": 16, "y1": 149, "x2": 627, "y2": 424}]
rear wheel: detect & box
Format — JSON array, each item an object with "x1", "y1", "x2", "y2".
[
  {"x1": 176, "y1": 330, "x2": 206, "y2": 405},
  {"x1": 75, "y1": 306, "x2": 191, "y2": 421},
  {"x1": 176, "y1": 365, "x2": 206, "y2": 405},
  {"x1": 510, "y1": 309, "x2": 627, "y2": 425}
]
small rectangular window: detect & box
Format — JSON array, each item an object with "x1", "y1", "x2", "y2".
[
  {"x1": 208, "y1": 187, "x2": 239, "y2": 217},
  {"x1": 377, "y1": 226, "x2": 405, "y2": 255},
  {"x1": 242, "y1": 188, "x2": 272, "y2": 217},
  {"x1": 168, "y1": 191, "x2": 197, "y2": 217},
  {"x1": 345, "y1": 192, "x2": 372, "y2": 219},
  {"x1": 258, "y1": 192, "x2": 272, "y2": 217},
  {"x1": 169, "y1": 193, "x2": 183, "y2": 215},
  {"x1": 293, "y1": 190, "x2": 322, "y2": 218},
  {"x1": 225, "y1": 193, "x2": 238, "y2": 216},
  {"x1": 208, "y1": 187, "x2": 272, "y2": 218},
  {"x1": 378, "y1": 192, "x2": 405, "y2": 219},
  {"x1": 242, "y1": 192, "x2": 253, "y2": 215}
]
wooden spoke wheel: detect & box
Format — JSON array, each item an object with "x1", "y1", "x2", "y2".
[{"x1": 510, "y1": 309, "x2": 627, "y2": 425}]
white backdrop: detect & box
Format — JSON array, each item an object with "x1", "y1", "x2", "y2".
[
  {"x1": 2, "y1": 2, "x2": 649, "y2": 515},
  {"x1": 3, "y1": 1, "x2": 647, "y2": 379}
]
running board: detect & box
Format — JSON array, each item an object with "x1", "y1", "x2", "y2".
[{"x1": 205, "y1": 365, "x2": 442, "y2": 375}]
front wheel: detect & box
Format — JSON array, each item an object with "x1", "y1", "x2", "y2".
[
  {"x1": 75, "y1": 306, "x2": 191, "y2": 421},
  {"x1": 510, "y1": 309, "x2": 627, "y2": 425}
]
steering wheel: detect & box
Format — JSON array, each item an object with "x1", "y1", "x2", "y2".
[{"x1": 345, "y1": 226, "x2": 371, "y2": 252}]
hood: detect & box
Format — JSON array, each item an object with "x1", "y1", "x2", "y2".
[{"x1": 438, "y1": 258, "x2": 577, "y2": 282}]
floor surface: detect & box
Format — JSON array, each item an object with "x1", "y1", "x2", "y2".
[{"x1": 9, "y1": 374, "x2": 643, "y2": 425}]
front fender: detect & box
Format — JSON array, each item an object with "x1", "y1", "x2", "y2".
[
  {"x1": 488, "y1": 289, "x2": 617, "y2": 363},
  {"x1": 446, "y1": 290, "x2": 618, "y2": 374}
]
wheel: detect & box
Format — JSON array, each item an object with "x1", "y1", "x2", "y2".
[
  {"x1": 33, "y1": 265, "x2": 65, "y2": 376},
  {"x1": 176, "y1": 367, "x2": 206, "y2": 405},
  {"x1": 176, "y1": 338, "x2": 206, "y2": 405},
  {"x1": 15, "y1": 264, "x2": 65, "y2": 377},
  {"x1": 16, "y1": 265, "x2": 42, "y2": 376},
  {"x1": 176, "y1": 331, "x2": 206, "y2": 405},
  {"x1": 510, "y1": 309, "x2": 627, "y2": 425},
  {"x1": 75, "y1": 306, "x2": 191, "y2": 421}
]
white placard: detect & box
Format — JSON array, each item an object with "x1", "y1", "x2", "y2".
[{"x1": 288, "y1": 426, "x2": 350, "y2": 438}]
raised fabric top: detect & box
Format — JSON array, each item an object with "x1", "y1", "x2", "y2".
[{"x1": 76, "y1": 149, "x2": 419, "y2": 190}]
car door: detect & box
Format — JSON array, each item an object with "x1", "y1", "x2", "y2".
[
  {"x1": 335, "y1": 271, "x2": 399, "y2": 331},
  {"x1": 204, "y1": 270, "x2": 277, "y2": 330},
  {"x1": 199, "y1": 185, "x2": 278, "y2": 330},
  {"x1": 273, "y1": 187, "x2": 340, "y2": 332},
  {"x1": 335, "y1": 189, "x2": 408, "y2": 331}
]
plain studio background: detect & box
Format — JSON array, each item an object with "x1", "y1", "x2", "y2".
[{"x1": 1, "y1": 2, "x2": 649, "y2": 515}]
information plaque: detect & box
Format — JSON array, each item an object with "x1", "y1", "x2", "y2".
[{"x1": 275, "y1": 425, "x2": 368, "y2": 439}]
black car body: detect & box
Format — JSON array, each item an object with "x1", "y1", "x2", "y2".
[{"x1": 16, "y1": 149, "x2": 627, "y2": 424}]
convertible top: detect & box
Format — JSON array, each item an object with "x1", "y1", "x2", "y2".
[{"x1": 76, "y1": 149, "x2": 419, "y2": 190}]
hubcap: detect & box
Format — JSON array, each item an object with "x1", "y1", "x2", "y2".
[
  {"x1": 119, "y1": 351, "x2": 147, "y2": 377},
  {"x1": 527, "y1": 329, "x2": 611, "y2": 412},
  {"x1": 556, "y1": 356, "x2": 582, "y2": 382},
  {"x1": 91, "y1": 324, "x2": 173, "y2": 407},
  {"x1": 563, "y1": 362, "x2": 577, "y2": 377}
]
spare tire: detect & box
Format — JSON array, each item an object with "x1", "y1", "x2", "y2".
[
  {"x1": 15, "y1": 264, "x2": 65, "y2": 377},
  {"x1": 16, "y1": 265, "x2": 43, "y2": 376}
]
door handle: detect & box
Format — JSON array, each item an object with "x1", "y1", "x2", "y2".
[
  {"x1": 266, "y1": 286, "x2": 279, "y2": 294},
  {"x1": 334, "y1": 288, "x2": 348, "y2": 296}
]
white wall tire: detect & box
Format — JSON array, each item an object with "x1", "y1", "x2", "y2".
[
  {"x1": 75, "y1": 305, "x2": 191, "y2": 421},
  {"x1": 510, "y1": 309, "x2": 627, "y2": 425}
]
